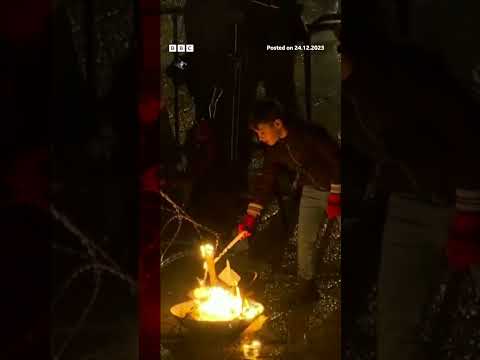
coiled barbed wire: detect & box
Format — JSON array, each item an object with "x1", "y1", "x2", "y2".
[
  {"x1": 50, "y1": 186, "x2": 223, "y2": 359},
  {"x1": 50, "y1": 204, "x2": 137, "y2": 360},
  {"x1": 152, "y1": 189, "x2": 221, "y2": 263}
]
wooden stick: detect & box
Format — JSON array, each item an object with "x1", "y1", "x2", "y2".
[
  {"x1": 214, "y1": 231, "x2": 248, "y2": 264},
  {"x1": 205, "y1": 252, "x2": 218, "y2": 286}
]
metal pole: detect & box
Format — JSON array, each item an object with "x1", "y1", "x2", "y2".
[
  {"x1": 235, "y1": 58, "x2": 241, "y2": 161},
  {"x1": 230, "y1": 23, "x2": 242, "y2": 162},
  {"x1": 230, "y1": 24, "x2": 239, "y2": 161},
  {"x1": 173, "y1": 14, "x2": 180, "y2": 144}
]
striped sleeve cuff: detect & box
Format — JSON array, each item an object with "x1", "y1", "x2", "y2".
[
  {"x1": 456, "y1": 189, "x2": 480, "y2": 211},
  {"x1": 330, "y1": 184, "x2": 341, "y2": 194},
  {"x1": 247, "y1": 202, "x2": 264, "y2": 217}
]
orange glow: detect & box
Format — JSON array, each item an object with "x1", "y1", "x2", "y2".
[{"x1": 191, "y1": 284, "x2": 264, "y2": 322}]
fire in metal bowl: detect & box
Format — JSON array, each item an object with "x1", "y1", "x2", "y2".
[
  {"x1": 170, "y1": 286, "x2": 264, "y2": 334},
  {"x1": 170, "y1": 238, "x2": 265, "y2": 334}
]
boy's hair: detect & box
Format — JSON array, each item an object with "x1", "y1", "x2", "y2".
[{"x1": 248, "y1": 98, "x2": 287, "y2": 129}]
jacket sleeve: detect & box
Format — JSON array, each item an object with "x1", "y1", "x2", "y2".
[{"x1": 247, "y1": 148, "x2": 278, "y2": 217}]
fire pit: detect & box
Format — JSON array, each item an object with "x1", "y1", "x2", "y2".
[
  {"x1": 170, "y1": 235, "x2": 265, "y2": 335},
  {"x1": 170, "y1": 298, "x2": 264, "y2": 335}
]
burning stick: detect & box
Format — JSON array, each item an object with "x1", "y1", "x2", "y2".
[
  {"x1": 214, "y1": 231, "x2": 248, "y2": 264},
  {"x1": 172, "y1": 234, "x2": 264, "y2": 324}
]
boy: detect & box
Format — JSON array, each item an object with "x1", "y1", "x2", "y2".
[{"x1": 238, "y1": 99, "x2": 341, "y2": 304}]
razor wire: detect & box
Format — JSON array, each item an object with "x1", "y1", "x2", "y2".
[
  {"x1": 50, "y1": 204, "x2": 135, "y2": 360},
  {"x1": 50, "y1": 186, "x2": 222, "y2": 359}
]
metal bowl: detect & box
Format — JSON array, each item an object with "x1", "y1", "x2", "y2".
[{"x1": 170, "y1": 300, "x2": 264, "y2": 336}]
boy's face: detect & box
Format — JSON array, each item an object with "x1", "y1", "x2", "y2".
[{"x1": 253, "y1": 119, "x2": 284, "y2": 146}]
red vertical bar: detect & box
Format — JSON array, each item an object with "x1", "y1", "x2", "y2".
[
  {"x1": 1, "y1": 2, "x2": 53, "y2": 358},
  {"x1": 137, "y1": 1, "x2": 162, "y2": 360}
]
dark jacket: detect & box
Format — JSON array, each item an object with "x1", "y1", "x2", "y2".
[
  {"x1": 342, "y1": 52, "x2": 480, "y2": 202},
  {"x1": 251, "y1": 126, "x2": 340, "y2": 207}
]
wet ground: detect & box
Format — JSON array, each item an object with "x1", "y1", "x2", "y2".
[
  {"x1": 158, "y1": 198, "x2": 341, "y2": 360},
  {"x1": 159, "y1": 258, "x2": 340, "y2": 359}
]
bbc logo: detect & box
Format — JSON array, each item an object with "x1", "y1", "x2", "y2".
[{"x1": 169, "y1": 44, "x2": 194, "y2": 53}]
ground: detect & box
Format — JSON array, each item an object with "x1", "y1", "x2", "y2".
[{"x1": 157, "y1": 184, "x2": 341, "y2": 360}]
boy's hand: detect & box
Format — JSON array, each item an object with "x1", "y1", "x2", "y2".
[{"x1": 238, "y1": 214, "x2": 257, "y2": 238}]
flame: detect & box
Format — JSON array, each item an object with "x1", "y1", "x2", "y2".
[
  {"x1": 184, "y1": 243, "x2": 264, "y2": 322},
  {"x1": 191, "y1": 284, "x2": 264, "y2": 322},
  {"x1": 200, "y1": 243, "x2": 214, "y2": 258}
]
